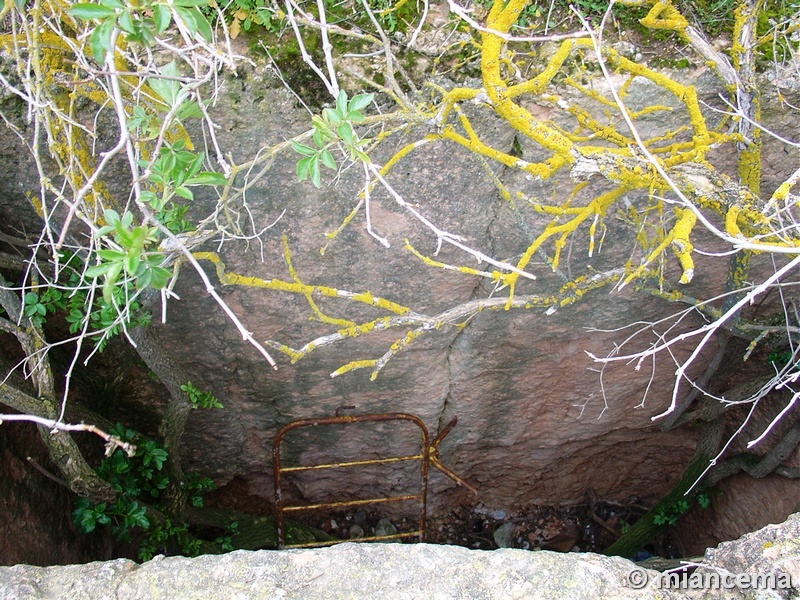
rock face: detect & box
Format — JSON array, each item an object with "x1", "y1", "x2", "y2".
[
  {"x1": 1, "y1": 47, "x2": 799, "y2": 562},
  {"x1": 153, "y1": 62, "x2": 799, "y2": 541},
  {"x1": 1, "y1": 512, "x2": 799, "y2": 600},
  {"x1": 0, "y1": 423, "x2": 114, "y2": 566}
]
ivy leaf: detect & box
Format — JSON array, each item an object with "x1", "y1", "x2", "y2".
[
  {"x1": 185, "y1": 152, "x2": 205, "y2": 179},
  {"x1": 322, "y1": 107, "x2": 342, "y2": 125},
  {"x1": 140, "y1": 190, "x2": 163, "y2": 211},
  {"x1": 148, "y1": 61, "x2": 181, "y2": 108},
  {"x1": 192, "y1": 9, "x2": 212, "y2": 41},
  {"x1": 350, "y1": 148, "x2": 370, "y2": 163},
  {"x1": 102, "y1": 261, "x2": 124, "y2": 304},
  {"x1": 296, "y1": 155, "x2": 313, "y2": 182},
  {"x1": 68, "y1": 3, "x2": 116, "y2": 20},
  {"x1": 175, "y1": 100, "x2": 203, "y2": 121},
  {"x1": 174, "y1": 6, "x2": 198, "y2": 37},
  {"x1": 174, "y1": 186, "x2": 194, "y2": 200},
  {"x1": 345, "y1": 110, "x2": 366, "y2": 123},
  {"x1": 117, "y1": 10, "x2": 137, "y2": 35},
  {"x1": 96, "y1": 249, "x2": 126, "y2": 261},
  {"x1": 124, "y1": 251, "x2": 141, "y2": 277},
  {"x1": 85, "y1": 262, "x2": 114, "y2": 278},
  {"x1": 309, "y1": 156, "x2": 322, "y2": 188},
  {"x1": 148, "y1": 266, "x2": 172, "y2": 289},
  {"x1": 337, "y1": 122, "x2": 355, "y2": 145},
  {"x1": 312, "y1": 128, "x2": 325, "y2": 148}
]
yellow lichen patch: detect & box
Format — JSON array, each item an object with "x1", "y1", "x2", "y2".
[
  {"x1": 387, "y1": 327, "x2": 425, "y2": 354},
  {"x1": 440, "y1": 127, "x2": 551, "y2": 179},
  {"x1": 640, "y1": 0, "x2": 689, "y2": 32},
  {"x1": 283, "y1": 237, "x2": 356, "y2": 328},
  {"x1": 479, "y1": 10, "x2": 574, "y2": 176},
  {"x1": 269, "y1": 343, "x2": 304, "y2": 363},
  {"x1": 27, "y1": 194, "x2": 45, "y2": 219},
  {"x1": 504, "y1": 187, "x2": 627, "y2": 307},
  {"x1": 738, "y1": 139, "x2": 762, "y2": 198},
  {"x1": 625, "y1": 232, "x2": 673, "y2": 288},
  {"x1": 566, "y1": 104, "x2": 634, "y2": 149},
  {"x1": 508, "y1": 39, "x2": 578, "y2": 99},
  {"x1": 331, "y1": 359, "x2": 379, "y2": 378},
  {"x1": 556, "y1": 273, "x2": 616, "y2": 307},
  {"x1": 336, "y1": 318, "x2": 385, "y2": 338},
  {"x1": 725, "y1": 205, "x2": 744, "y2": 239},
  {"x1": 670, "y1": 207, "x2": 697, "y2": 284},
  {"x1": 405, "y1": 240, "x2": 503, "y2": 281},
  {"x1": 193, "y1": 251, "x2": 411, "y2": 316}
]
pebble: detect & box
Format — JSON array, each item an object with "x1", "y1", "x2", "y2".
[
  {"x1": 348, "y1": 524, "x2": 365, "y2": 539},
  {"x1": 374, "y1": 518, "x2": 398, "y2": 538},
  {"x1": 493, "y1": 522, "x2": 516, "y2": 548}
]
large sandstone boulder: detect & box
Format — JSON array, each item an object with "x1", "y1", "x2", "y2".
[{"x1": 1, "y1": 43, "x2": 798, "y2": 559}]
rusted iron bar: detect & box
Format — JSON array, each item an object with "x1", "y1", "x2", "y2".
[
  {"x1": 272, "y1": 411, "x2": 474, "y2": 550},
  {"x1": 281, "y1": 494, "x2": 421, "y2": 512},
  {"x1": 280, "y1": 454, "x2": 423, "y2": 473},
  {"x1": 286, "y1": 531, "x2": 422, "y2": 549}
]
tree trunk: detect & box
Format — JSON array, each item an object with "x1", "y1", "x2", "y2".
[{"x1": 603, "y1": 416, "x2": 725, "y2": 558}]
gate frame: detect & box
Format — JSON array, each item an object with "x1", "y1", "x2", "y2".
[{"x1": 272, "y1": 412, "x2": 474, "y2": 549}]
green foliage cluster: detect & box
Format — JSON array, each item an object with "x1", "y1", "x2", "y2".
[
  {"x1": 72, "y1": 424, "x2": 221, "y2": 560},
  {"x1": 652, "y1": 490, "x2": 714, "y2": 526},
  {"x1": 87, "y1": 210, "x2": 172, "y2": 304},
  {"x1": 69, "y1": 0, "x2": 213, "y2": 63},
  {"x1": 756, "y1": 0, "x2": 800, "y2": 64},
  {"x1": 21, "y1": 255, "x2": 150, "y2": 350},
  {"x1": 291, "y1": 90, "x2": 374, "y2": 187},
  {"x1": 223, "y1": 0, "x2": 416, "y2": 41},
  {"x1": 65, "y1": 11, "x2": 226, "y2": 312},
  {"x1": 180, "y1": 381, "x2": 224, "y2": 409}
]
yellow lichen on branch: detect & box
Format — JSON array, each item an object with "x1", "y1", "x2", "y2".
[
  {"x1": 639, "y1": 0, "x2": 690, "y2": 32},
  {"x1": 670, "y1": 207, "x2": 698, "y2": 284},
  {"x1": 331, "y1": 359, "x2": 379, "y2": 378},
  {"x1": 193, "y1": 246, "x2": 411, "y2": 317},
  {"x1": 405, "y1": 240, "x2": 505, "y2": 282}
]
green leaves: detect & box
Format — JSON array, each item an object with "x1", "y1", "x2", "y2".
[
  {"x1": 143, "y1": 140, "x2": 227, "y2": 206},
  {"x1": 22, "y1": 288, "x2": 65, "y2": 327},
  {"x1": 72, "y1": 498, "x2": 112, "y2": 533},
  {"x1": 74, "y1": 423, "x2": 219, "y2": 560},
  {"x1": 180, "y1": 381, "x2": 223, "y2": 409},
  {"x1": 87, "y1": 209, "x2": 170, "y2": 304},
  {"x1": 147, "y1": 61, "x2": 182, "y2": 108},
  {"x1": 69, "y1": 3, "x2": 117, "y2": 20},
  {"x1": 291, "y1": 90, "x2": 374, "y2": 188},
  {"x1": 69, "y1": 0, "x2": 213, "y2": 64}
]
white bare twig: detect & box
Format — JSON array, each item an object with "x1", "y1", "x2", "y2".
[
  {"x1": 367, "y1": 162, "x2": 537, "y2": 281},
  {"x1": 0, "y1": 414, "x2": 136, "y2": 456}
]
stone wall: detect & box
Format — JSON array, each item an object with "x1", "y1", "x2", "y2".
[{"x1": 2, "y1": 512, "x2": 798, "y2": 599}]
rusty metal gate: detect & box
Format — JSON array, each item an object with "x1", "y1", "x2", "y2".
[{"x1": 272, "y1": 411, "x2": 476, "y2": 549}]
